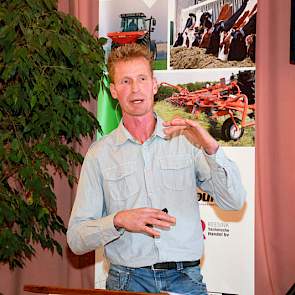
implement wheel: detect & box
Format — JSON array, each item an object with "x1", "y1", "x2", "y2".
[{"x1": 221, "y1": 117, "x2": 244, "y2": 141}]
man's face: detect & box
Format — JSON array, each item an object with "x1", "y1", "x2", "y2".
[{"x1": 110, "y1": 57, "x2": 158, "y2": 118}]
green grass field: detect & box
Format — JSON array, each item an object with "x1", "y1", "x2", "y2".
[
  {"x1": 153, "y1": 59, "x2": 167, "y2": 70},
  {"x1": 154, "y1": 100, "x2": 255, "y2": 147}
]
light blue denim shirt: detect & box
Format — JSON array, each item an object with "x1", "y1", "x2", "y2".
[{"x1": 67, "y1": 115, "x2": 246, "y2": 267}]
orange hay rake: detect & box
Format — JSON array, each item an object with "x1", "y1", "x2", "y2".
[{"x1": 161, "y1": 79, "x2": 255, "y2": 141}]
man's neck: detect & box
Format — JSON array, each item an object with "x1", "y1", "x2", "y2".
[{"x1": 123, "y1": 113, "x2": 156, "y2": 144}]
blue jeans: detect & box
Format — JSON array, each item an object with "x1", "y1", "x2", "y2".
[{"x1": 106, "y1": 263, "x2": 208, "y2": 295}]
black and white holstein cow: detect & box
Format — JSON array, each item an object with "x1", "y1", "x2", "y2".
[
  {"x1": 217, "y1": 3, "x2": 256, "y2": 62},
  {"x1": 206, "y1": 0, "x2": 249, "y2": 56},
  {"x1": 173, "y1": 12, "x2": 212, "y2": 48},
  {"x1": 227, "y1": 12, "x2": 256, "y2": 62},
  {"x1": 181, "y1": 13, "x2": 197, "y2": 48},
  {"x1": 173, "y1": 13, "x2": 197, "y2": 48}
]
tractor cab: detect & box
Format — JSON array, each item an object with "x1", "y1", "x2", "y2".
[
  {"x1": 107, "y1": 13, "x2": 157, "y2": 59},
  {"x1": 120, "y1": 13, "x2": 156, "y2": 33}
]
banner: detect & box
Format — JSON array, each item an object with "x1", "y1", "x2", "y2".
[
  {"x1": 96, "y1": 0, "x2": 256, "y2": 293},
  {"x1": 97, "y1": 76, "x2": 121, "y2": 138},
  {"x1": 199, "y1": 147, "x2": 255, "y2": 295}
]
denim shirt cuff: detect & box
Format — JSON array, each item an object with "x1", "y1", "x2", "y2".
[
  {"x1": 99, "y1": 212, "x2": 123, "y2": 245},
  {"x1": 203, "y1": 146, "x2": 227, "y2": 169}
]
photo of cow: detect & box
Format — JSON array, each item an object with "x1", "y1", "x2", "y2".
[
  {"x1": 154, "y1": 68, "x2": 255, "y2": 146},
  {"x1": 169, "y1": 0, "x2": 257, "y2": 69},
  {"x1": 291, "y1": 0, "x2": 295, "y2": 64},
  {"x1": 99, "y1": 0, "x2": 168, "y2": 70}
]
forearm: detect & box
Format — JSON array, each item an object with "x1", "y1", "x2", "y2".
[
  {"x1": 67, "y1": 213, "x2": 121, "y2": 255},
  {"x1": 199, "y1": 148, "x2": 246, "y2": 210}
]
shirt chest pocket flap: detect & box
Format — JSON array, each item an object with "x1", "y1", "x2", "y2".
[
  {"x1": 103, "y1": 162, "x2": 139, "y2": 200},
  {"x1": 159, "y1": 156, "x2": 193, "y2": 191}
]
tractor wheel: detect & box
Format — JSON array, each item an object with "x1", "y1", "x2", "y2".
[
  {"x1": 137, "y1": 34, "x2": 149, "y2": 46},
  {"x1": 221, "y1": 117, "x2": 244, "y2": 141},
  {"x1": 150, "y1": 40, "x2": 157, "y2": 60},
  {"x1": 137, "y1": 35, "x2": 157, "y2": 60}
]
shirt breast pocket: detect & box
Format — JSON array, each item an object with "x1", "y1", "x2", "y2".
[
  {"x1": 103, "y1": 162, "x2": 139, "y2": 201},
  {"x1": 159, "y1": 156, "x2": 193, "y2": 191}
]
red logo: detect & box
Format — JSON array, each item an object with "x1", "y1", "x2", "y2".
[{"x1": 201, "y1": 219, "x2": 206, "y2": 239}]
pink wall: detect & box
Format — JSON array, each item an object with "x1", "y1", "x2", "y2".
[
  {"x1": 58, "y1": 0, "x2": 99, "y2": 36},
  {"x1": 256, "y1": 0, "x2": 295, "y2": 293}
]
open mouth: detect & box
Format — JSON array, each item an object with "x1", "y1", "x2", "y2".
[{"x1": 130, "y1": 99, "x2": 144, "y2": 104}]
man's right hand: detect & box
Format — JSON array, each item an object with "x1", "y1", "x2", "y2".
[{"x1": 113, "y1": 208, "x2": 176, "y2": 237}]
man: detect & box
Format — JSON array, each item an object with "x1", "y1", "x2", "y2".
[{"x1": 67, "y1": 44, "x2": 246, "y2": 295}]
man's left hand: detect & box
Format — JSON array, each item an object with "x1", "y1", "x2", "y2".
[{"x1": 163, "y1": 118, "x2": 219, "y2": 155}]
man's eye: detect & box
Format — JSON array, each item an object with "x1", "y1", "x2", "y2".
[
  {"x1": 139, "y1": 76, "x2": 146, "y2": 81},
  {"x1": 122, "y1": 79, "x2": 129, "y2": 84}
]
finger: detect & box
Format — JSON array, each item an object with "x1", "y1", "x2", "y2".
[
  {"x1": 143, "y1": 226, "x2": 161, "y2": 237},
  {"x1": 184, "y1": 119, "x2": 200, "y2": 128},
  {"x1": 163, "y1": 126, "x2": 186, "y2": 137},
  {"x1": 147, "y1": 214, "x2": 176, "y2": 226},
  {"x1": 163, "y1": 118, "x2": 187, "y2": 127},
  {"x1": 138, "y1": 208, "x2": 176, "y2": 223},
  {"x1": 149, "y1": 219, "x2": 175, "y2": 229},
  {"x1": 153, "y1": 212, "x2": 176, "y2": 224},
  {"x1": 139, "y1": 207, "x2": 166, "y2": 214}
]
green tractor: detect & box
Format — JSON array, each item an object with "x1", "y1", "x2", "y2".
[{"x1": 107, "y1": 13, "x2": 157, "y2": 59}]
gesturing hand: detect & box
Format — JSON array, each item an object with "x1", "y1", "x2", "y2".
[
  {"x1": 163, "y1": 118, "x2": 219, "y2": 155},
  {"x1": 113, "y1": 208, "x2": 176, "y2": 238}
]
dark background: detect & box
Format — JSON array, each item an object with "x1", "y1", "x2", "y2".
[{"x1": 291, "y1": 0, "x2": 295, "y2": 63}]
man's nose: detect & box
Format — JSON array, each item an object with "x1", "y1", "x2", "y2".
[{"x1": 131, "y1": 80, "x2": 139, "y2": 92}]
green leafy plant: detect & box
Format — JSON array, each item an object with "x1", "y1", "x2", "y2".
[{"x1": 0, "y1": 0, "x2": 107, "y2": 268}]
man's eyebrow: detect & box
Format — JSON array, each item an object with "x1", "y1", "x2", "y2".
[{"x1": 118, "y1": 76, "x2": 130, "y2": 81}]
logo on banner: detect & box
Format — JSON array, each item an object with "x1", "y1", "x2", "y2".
[
  {"x1": 142, "y1": 0, "x2": 157, "y2": 8},
  {"x1": 197, "y1": 190, "x2": 215, "y2": 206},
  {"x1": 207, "y1": 221, "x2": 230, "y2": 238}
]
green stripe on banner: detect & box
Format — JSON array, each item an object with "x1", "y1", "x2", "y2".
[{"x1": 97, "y1": 75, "x2": 122, "y2": 138}]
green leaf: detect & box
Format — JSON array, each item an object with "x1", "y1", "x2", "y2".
[
  {"x1": 37, "y1": 207, "x2": 49, "y2": 220},
  {"x1": 80, "y1": 44, "x2": 89, "y2": 54},
  {"x1": 30, "y1": 95, "x2": 37, "y2": 108}
]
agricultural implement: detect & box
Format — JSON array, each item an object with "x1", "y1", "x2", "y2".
[
  {"x1": 107, "y1": 12, "x2": 157, "y2": 59},
  {"x1": 161, "y1": 75, "x2": 255, "y2": 141}
]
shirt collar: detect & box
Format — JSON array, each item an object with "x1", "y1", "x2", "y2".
[{"x1": 113, "y1": 113, "x2": 166, "y2": 146}]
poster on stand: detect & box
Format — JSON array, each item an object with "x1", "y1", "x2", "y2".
[
  {"x1": 96, "y1": 1, "x2": 256, "y2": 294},
  {"x1": 170, "y1": 0, "x2": 256, "y2": 70},
  {"x1": 99, "y1": 0, "x2": 168, "y2": 70}
]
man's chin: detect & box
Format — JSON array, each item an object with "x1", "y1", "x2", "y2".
[{"x1": 124, "y1": 109, "x2": 154, "y2": 118}]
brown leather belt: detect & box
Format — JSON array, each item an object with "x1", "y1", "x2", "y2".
[{"x1": 142, "y1": 260, "x2": 200, "y2": 270}]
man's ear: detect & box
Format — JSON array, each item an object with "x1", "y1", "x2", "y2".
[
  {"x1": 110, "y1": 83, "x2": 118, "y2": 99},
  {"x1": 152, "y1": 77, "x2": 158, "y2": 95}
]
